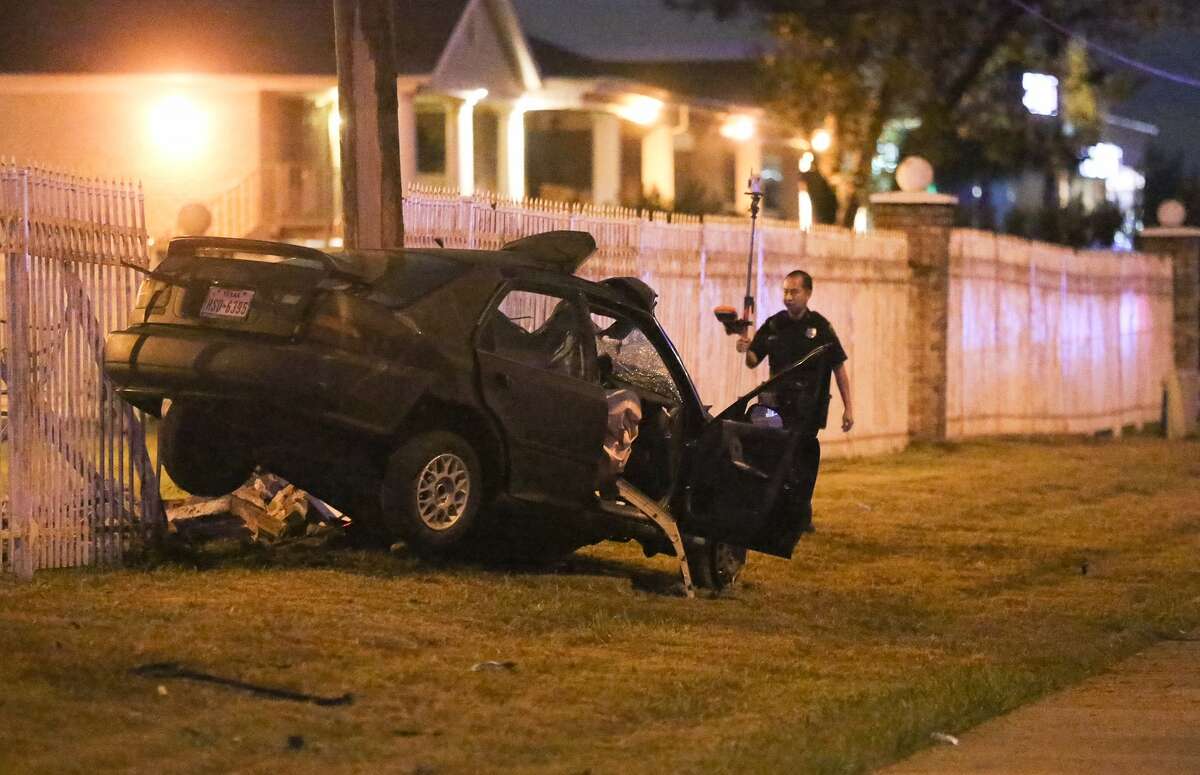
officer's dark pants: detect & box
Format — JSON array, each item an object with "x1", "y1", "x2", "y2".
[{"x1": 778, "y1": 396, "x2": 822, "y2": 531}]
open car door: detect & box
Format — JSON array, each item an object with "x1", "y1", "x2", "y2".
[{"x1": 682, "y1": 345, "x2": 831, "y2": 558}]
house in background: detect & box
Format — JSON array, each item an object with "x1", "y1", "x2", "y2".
[{"x1": 0, "y1": 0, "x2": 809, "y2": 246}]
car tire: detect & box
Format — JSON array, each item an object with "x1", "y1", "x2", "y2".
[
  {"x1": 158, "y1": 401, "x2": 253, "y2": 496},
  {"x1": 381, "y1": 431, "x2": 484, "y2": 558},
  {"x1": 686, "y1": 541, "x2": 748, "y2": 591}
]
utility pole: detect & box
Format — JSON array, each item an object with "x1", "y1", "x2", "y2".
[{"x1": 333, "y1": 0, "x2": 404, "y2": 249}]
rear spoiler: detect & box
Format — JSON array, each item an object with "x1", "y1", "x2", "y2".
[
  {"x1": 501, "y1": 230, "x2": 596, "y2": 274},
  {"x1": 157, "y1": 237, "x2": 370, "y2": 281}
]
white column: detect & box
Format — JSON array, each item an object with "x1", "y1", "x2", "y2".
[
  {"x1": 443, "y1": 99, "x2": 460, "y2": 191},
  {"x1": 641, "y1": 124, "x2": 675, "y2": 206},
  {"x1": 454, "y1": 98, "x2": 476, "y2": 196},
  {"x1": 592, "y1": 113, "x2": 621, "y2": 206},
  {"x1": 734, "y1": 137, "x2": 763, "y2": 210},
  {"x1": 497, "y1": 105, "x2": 526, "y2": 200},
  {"x1": 397, "y1": 89, "x2": 417, "y2": 191}
]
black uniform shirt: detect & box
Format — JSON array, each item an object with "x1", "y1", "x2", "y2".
[{"x1": 748, "y1": 308, "x2": 847, "y2": 431}]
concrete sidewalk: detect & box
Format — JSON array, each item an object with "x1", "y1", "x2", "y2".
[{"x1": 879, "y1": 633, "x2": 1200, "y2": 774}]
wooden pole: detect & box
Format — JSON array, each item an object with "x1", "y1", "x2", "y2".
[{"x1": 333, "y1": 0, "x2": 404, "y2": 249}]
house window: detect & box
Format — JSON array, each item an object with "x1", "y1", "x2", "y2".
[
  {"x1": 416, "y1": 109, "x2": 446, "y2": 174},
  {"x1": 526, "y1": 111, "x2": 592, "y2": 202},
  {"x1": 761, "y1": 155, "x2": 784, "y2": 211}
]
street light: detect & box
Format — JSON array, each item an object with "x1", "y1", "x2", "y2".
[
  {"x1": 720, "y1": 115, "x2": 756, "y2": 142},
  {"x1": 149, "y1": 94, "x2": 209, "y2": 161},
  {"x1": 811, "y1": 128, "x2": 832, "y2": 153}
]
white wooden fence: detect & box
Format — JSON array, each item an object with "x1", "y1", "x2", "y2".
[
  {"x1": 402, "y1": 186, "x2": 912, "y2": 458},
  {"x1": 948, "y1": 229, "x2": 1174, "y2": 437},
  {"x1": 1, "y1": 164, "x2": 161, "y2": 578}
]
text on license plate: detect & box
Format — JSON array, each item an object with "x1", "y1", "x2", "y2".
[{"x1": 200, "y1": 288, "x2": 255, "y2": 320}]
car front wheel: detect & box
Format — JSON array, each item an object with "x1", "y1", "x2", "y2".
[{"x1": 381, "y1": 430, "x2": 484, "y2": 557}]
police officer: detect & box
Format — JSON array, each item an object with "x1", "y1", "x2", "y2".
[{"x1": 736, "y1": 269, "x2": 853, "y2": 531}]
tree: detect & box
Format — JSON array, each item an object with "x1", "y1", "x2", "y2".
[{"x1": 670, "y1": 0, "x2": 1199, "y2": 226}]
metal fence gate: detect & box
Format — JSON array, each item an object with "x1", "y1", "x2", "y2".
[{"x1": 1, "y1": 164, "x2": 162, "y2": 578}]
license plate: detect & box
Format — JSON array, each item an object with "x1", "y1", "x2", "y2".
[{"x1": 200, "y1": 287, "x2": 255, "y2": 320}]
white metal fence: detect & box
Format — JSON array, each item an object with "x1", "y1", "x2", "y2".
[
  {"x1": 948, "y1": 229, "x2": 1174, "y2": 437},
  {"x1": 402, "y1": 187, "x2": 913, "y2": 458},
  {"x1": 1, "y1": 164, "x2": 161, "y2": 578}
]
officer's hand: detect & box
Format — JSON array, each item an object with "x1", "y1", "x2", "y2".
[
  {"x1": 735, "y1": 335, "x2": 752, "y2": 353},
  {"x1": 842, "y1": 410, "x2": 854, "y2": 433}
]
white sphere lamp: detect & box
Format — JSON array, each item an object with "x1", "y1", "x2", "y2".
[
  {"x1": 895, "y1": 156, "x2": 934, "y2": 193},
  {"x1": 1157, "y1": 199, "x2": 1187, "y2": 228}
]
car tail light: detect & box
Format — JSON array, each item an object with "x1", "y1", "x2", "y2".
[{"x1": 135, "y1": 278, "x2": 170, "y2": 313}]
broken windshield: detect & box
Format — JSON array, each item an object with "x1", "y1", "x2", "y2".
[{"x1": 592, "y1": 312, "x2": 681, "y2": 404}]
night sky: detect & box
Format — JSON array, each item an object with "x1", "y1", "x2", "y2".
[
  {"x1": 1117, "y1": 31, "x2": 1200, "y2": 172},
  {"x1": 512, "y1": 0, "x2": 768, "y2": 60}
]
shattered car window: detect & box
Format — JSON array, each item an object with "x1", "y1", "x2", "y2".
[
  {"x1": 592, "y1": 313, "x2": 681, "y2": 404},
  {"x1": 484, "y1": 290, "x2": 585, "y2": 379}
]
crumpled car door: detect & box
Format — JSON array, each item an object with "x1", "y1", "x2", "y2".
[
  {"x1": 476, "y1": 288, "x2": 608, "y2": 506},
  {"x1": 683, "y1": 344, "x2": 832, "y2": 558}
]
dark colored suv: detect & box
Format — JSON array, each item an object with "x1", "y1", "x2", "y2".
[{"x1": 104, "y1": 233, "x2": 821, "y2": 589}]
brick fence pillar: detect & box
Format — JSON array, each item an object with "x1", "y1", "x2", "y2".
[
  {"x1": 870, "y1": 158, "x2": 958, "y2": 442},
  {"x1": 1137, "y1": 201, "x2": 1200, "y2": 435}
]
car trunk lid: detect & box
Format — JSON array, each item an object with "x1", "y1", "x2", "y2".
[{"x1": 136, "y1": 237, "x2": 383, "y2": 338}]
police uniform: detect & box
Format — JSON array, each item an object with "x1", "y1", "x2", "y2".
[{"x1": 747, "y1": 308, "x2": 847, "y2": 529}]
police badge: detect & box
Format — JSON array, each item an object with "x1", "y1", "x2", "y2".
[{"x1": 805, "y1": 327, "x2": 817, "y2": 339}]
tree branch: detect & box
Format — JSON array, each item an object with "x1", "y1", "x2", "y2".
[{"x1": 939, "y1": 5, "x2": 1025, "y2": 112}]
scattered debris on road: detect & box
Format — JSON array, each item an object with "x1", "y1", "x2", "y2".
[
  {"x1": 165, "y1": 471, "x2": 350, "y2": 544},
  {"x1": 930, "y1": 732, "x2": 960, "y2": 746}
]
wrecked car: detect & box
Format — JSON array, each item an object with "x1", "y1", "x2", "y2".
[{"x1": 104, "y1": 233, "x2": 823, "y2": 592}]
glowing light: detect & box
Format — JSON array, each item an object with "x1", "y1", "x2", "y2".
[
  {"x1": 615, "y1": 95, "x2": 663, "y2": 126},
  {"x1": 1079, "y1": 142, "x2": 1123, "y2": 180},
  {"x1": 972, "y1": 185, "x2": 983, "y2": 199},
  {"x1": 853, "y1": 206, "x2": 869, "y2": 233},
  {"x1": 329, "y1": 236, "x2": 344, "y2": 248},
  {"x1": 799, "y1": 151, "x2": 815, "y2": 173},
  {"x1": 463, "y1": 88, "x2": 488, "y2": 107},
  {"x1": 1022, "y1": 72, "x2": 1059, "y2": 116},
  {"x1": 799, "y1": 190, "x2": 813, "y2": 231},
  {"x1": 149, "y1": 95, "x2": 209, "y2": 159},
  {"x1": 810, "y1": 128, "x2": 832, "y2": 153},
  {"x1": 720, "y1": 115, "x2": 756, "y2": 143}
]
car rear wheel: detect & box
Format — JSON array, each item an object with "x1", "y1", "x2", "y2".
[
  {"x1": 159, "y1": 401, "x2": 253, "y2": 496},
  {"x1": 381, "y1": 431, "x2": 484, "y2": 557},
  {"x1": 686, "y1": 541, "x2": 748, "y2": 591}
]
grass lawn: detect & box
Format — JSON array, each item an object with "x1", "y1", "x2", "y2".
[{"x1": 1, "y1": 436, "x2": 1198, "y2": 774}]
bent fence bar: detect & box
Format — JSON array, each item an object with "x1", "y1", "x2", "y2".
[{"x1": 0, "y1": 164, "x2": 162, "y2": 578}]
